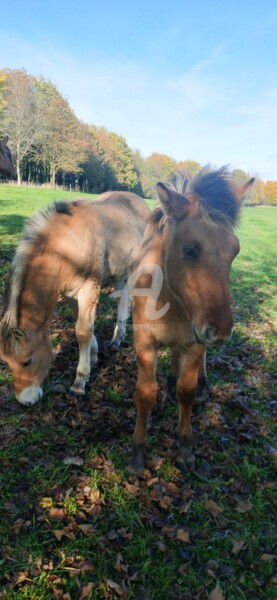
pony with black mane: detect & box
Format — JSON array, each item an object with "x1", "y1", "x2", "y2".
[{"x1": 128, "y1": 166, "x2": 255, "y2": 473}]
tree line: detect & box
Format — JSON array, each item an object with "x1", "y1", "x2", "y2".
[{"x1": 0, "y1": 68, "x2": 276, "y2": 205}]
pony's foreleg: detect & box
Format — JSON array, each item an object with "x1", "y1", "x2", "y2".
[
  {"x1": 110, "y1": 280, "x2": 130, "y2": 348},
  {"x1": 176, "y1": 345, "x2": 206, "y2": 470},
  {"x1": 128, "y1": 344, "x2": 158, "y2": 474},
  {"x1": 71, "y1": 285, "x2": 99, "y2": 396}
]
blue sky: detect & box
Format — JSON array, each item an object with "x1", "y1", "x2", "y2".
[{"x1": 1, "y1": 0, "x2": 277, "y2": 180}]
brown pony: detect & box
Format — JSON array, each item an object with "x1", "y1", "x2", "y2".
[
  {"x1": 0, "y1": 137, "x2": 17, "y2": 179},
  {"x1": 128, "y1": 167, "x2": 255, "y2": 473},
  {"x1": 0, "y1": 192, "x2": 150, "y2": 406}
]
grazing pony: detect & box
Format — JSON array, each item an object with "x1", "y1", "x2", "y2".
[
  {"x1": 0, "y1": 192, "x2": 150, "y2": 406},
  {"x1": 0, "y1": 137, "x2": 17, "y2": 179},
  {"x1": 128, "y1": 167, "x2": 255, "y2": 473}
]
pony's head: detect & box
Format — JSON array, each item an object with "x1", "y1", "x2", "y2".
[
  {"x1": 156, "y1": 167, "x2": 255, "y2": 346},
  {"x1": 0, "y1": 323, "x2": 52, "y2": 405}
]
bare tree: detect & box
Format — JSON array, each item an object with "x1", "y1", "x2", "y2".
[{"x1": 0, "y1": 69, "x2": 46, "y2": 184}]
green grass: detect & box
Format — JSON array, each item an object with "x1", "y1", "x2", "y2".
[{"x1": 0, "y1": 186, "x2": 276, "y2": 599}]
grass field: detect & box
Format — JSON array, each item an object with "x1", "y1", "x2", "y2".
[{"x1": 0, "y1": 185, "x2": 276, "y2": 600}]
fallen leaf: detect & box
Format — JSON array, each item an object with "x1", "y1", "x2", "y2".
[
  {"x1": 155, "y1": 540, "x2": 167, "y2": 552},
  {"x1": 12, "y1": 519, "x2": 26, "y2": 534},
  {"x1": 115, "y1": 553, "x2": 128, "y2": 573},
  {"x1": 80, "y1": 583, "x2": 94, "y2": 599},
  {"x1": 146, "y1": 477, "x2": 159, "y2": 487},
  {"x1": 88, "y1": 488, "x2": 101, "y2": 504},
  {"x1": 179, "y1": 500, "x2": 193, "y2": 515},
  {"x1": 159, "y1": 495, "x2": 173, "y2": 509},
  {"x1": 260, "y1": 553, "x2": 275, "y2": 561},
  {"x1": 78, "y1": 523, "x2": 95, "y2": 535},
  {"x1": 209, "y1": 583, "x2": 225, "y2": 600},
  {"x1": 40, "y1": 497, "x2": 53, "y2": 509},
  {"x1": 235, "y1": 499, "x2": 253, "y2": 513},
  {"x1": 232, "y1": 539, "x2": 246, "y2": 555},
  {"x1": 163, "y1": 481, "x2": 179, "y2": 495},
  {"x1": 63, "y1": 456, "x2": 84, "y2": 466},
  {"x1": 176, "y1": 528, "x2": 190, "y2": 543},
  {"x1": 50, "y1": 507, "x2": 66, "y2": 521},
  {"x1": 206, "y1": 500, "x2": 223, "y2": 516},
  {"x1": 53, "y1": 527, "x2": 75, "y2": 541},
  {"x1": 106, "y1": 578, "x2": 127, "y2": 598}
]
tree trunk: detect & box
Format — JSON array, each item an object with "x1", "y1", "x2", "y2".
[
  {"x1": 16, "y1": 160, "x2": 21, "y2": 185},
  {"x1": 50, "y1": 167, "x2": 56, "y2": 188}
]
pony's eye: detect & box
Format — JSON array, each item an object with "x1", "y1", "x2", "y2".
[
  {"x1": 22, "y1": 358, "x2": 32, "y2": 368},
  {"x1": 182, "y1": 244, "x2": 199, "y2": 260}
]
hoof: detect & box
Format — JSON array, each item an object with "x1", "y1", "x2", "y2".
[
  {"x1": 109, "y1": 342, "x2": 121, "y2": 352},
  {"x1": 177, "y1": 437, "x2": 196, "y2": 471},
  {"x1": 197, "y1": 378, "x2": 209, "y2": 401},
  {"x1": 70, "y1": 385, "x2": 86, "y2": 397},
  {"x1": 127, "y1": 445, "x2": 145, "y2": 475},
  {"x1": 176, "y1": 453, "x2": 196, "y2": 472}
]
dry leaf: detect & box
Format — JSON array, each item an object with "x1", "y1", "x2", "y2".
[
  {"x1": 53, "y1": 527, "x2": 75, "y2": 541},
  {"x1": 106, "y1": 579, "x2": 127, "y2": 598},
  {"x1": 209, "y1": 583, "x2": 225, "y2": 600},
  {"x1": 206, "y1": 500, "x2": 223, "y2": 516},
  {"x1": 164, "y1": 482, "x2": 179, "y2": 495},
  {"x1": 179, "y1": 500, "x2": 193, "y2": 515},
  {"x1": 63, "y1": 456, "x2": 84, "y2": 466},
  {"x1": 12, "y1": 519, "x2": 26, "y2": 534},
  {"x1": 232, "y1": 539, "x2": 246, "y2": 555},
  {"x1": 159, "y1": 495, "x2": 173, "y2": 509},
  {"x1": 146, "y1": 477, "x2": 159, "y2": 487},
  {"x1": 50, "y1": 508, "x2": 66, "y2": 521},
  {"x1": 176, "y1": 528, "x2": 190, "y2": 543},
  {"x1": 235, "y1": 499, "x2": 253, "y2": 513},
  {"x1": 260, "y1": 553, "x2": 275, "y2": 561},
  {"x1": 40, "y1": 497, "x2": 53, "y2": 509},
  {"x1": 115, "y1": 553, "x2": 128, "y2": 573},
  {"x1": 78, "y1": 523, "x2": 95, "y2": 535},
  {"x1": 88, "y1": 488, "x2": 101, "y2": 504},
  {"x1": 80, "y1": 583, "x2": 94, "y2": 599}
]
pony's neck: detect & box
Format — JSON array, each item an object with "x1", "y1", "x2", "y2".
[{"x1": 18, "y1": 255, "x2": 60, "y2": 331}]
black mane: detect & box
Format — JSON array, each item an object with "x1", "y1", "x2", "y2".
[{"x1": 171, "y1": 166, "x2": 239, "y2": 224}]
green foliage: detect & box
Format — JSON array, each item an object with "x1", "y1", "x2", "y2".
[{"x1": 0, "y1": 66, "x2": 276, "y2": 203}]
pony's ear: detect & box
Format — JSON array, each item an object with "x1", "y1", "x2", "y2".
[
  {"x1": 156, "y1": 182, "x2": 197, "y2": 220},
  {"x1": 234, "y1": 177, "x2": 256, "y2": 206}
]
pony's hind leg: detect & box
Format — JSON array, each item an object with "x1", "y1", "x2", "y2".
[
  {"x1": 197, "y1": 348, "x2": 209, "y2": 400},
  {"x1": 71, "y1": 283, "x2": 100, "y2": 396},
  {"x1": 110, "y1": 279, "x2": 130, "y2": 348},
  {"x1": 164, "y1": 347, "x2": 181, "y2": 402}
]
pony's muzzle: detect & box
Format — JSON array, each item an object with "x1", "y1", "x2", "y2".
[{"x1": 16, "y1": 385, "x2": 43, "y2": 406}]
